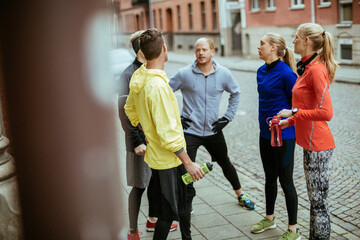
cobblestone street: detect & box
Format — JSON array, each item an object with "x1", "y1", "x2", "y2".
[{"x1": 165, "y1": 61, "x2": 360, "y2": 240}]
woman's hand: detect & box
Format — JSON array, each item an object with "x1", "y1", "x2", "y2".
[
  {"x1": 277, "y1": 109, "x2": 292, "y2": 118},
  {"x1": 279, "y1": 120, "x2": 290, "y2": 129},
  {"x1": 134, "y1": 144, "x2": 146, "y2": 155}
]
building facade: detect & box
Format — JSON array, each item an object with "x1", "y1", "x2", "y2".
[
  {"x1": 243, "y1": 0, "x2": 360, "y2": 64},
  {"x1": 118, "y1": 0, "x2": 221, "y2": 53},
  {"x1": 118, "y1": 0, "x2": 360, "y2": 65}
]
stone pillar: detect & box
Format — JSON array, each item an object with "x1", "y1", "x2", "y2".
[{"x1": 0, "y1": 130, "x2": 22, "y2": 240}]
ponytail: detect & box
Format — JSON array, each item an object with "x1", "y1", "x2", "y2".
[
  {"x1": 283, "y1": 47, "x2": 297, "y2": 75},
  {"x1": 321, "y1": 31, "x2": 338, "y2": 83}
]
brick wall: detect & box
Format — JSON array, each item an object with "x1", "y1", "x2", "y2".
[{"x1": 152, "y1": 0, "x2": 219, "y2": 33}]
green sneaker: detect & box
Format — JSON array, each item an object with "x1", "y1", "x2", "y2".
[
  {"x1": 279, "y1": 229, "x2": 301, "y2": 240},
  {"x1": 251, "y1": 217, "x2": 276, "y2": 233},
  {"x1": 238, "y1": 193, "x2": 256, "y2": 210}
]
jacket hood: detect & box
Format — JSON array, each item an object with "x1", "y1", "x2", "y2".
[
  {"x1": 130, "y1": 64, "x2": 168, "y2": 93},
  {"x1": 191, "y1": 59, "x2": 219, "y2": 74}
]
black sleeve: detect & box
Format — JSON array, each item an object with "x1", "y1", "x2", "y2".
[
  {"x1": 130, "y1": 125, "x2": 146, "y2": 148},
  {"x1": 118, "y1": 96, "x2": 146, "y2": 148},
  {"x1": 119, "y1": 71, "x2": 131, "y2": 96}
]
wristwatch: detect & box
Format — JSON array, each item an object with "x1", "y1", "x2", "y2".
[{"x1": 292, "y1": 108, "x2": 298, "y2": 116}]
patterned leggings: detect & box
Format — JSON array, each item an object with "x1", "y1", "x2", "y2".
[{"x1": 303, "y1": 148, "x2": 334, "y2": 240}]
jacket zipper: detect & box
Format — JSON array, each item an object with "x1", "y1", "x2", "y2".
[{"x1": 203, "y1": 75, "x2": 207, "y2": 135}]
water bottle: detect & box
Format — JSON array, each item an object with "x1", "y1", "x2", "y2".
[
  {"x1": 267, "y1": 116, "x2": 282, "y2": 147},
  {"x1": 182, "y1": 162, "x2": 213, "y2": 185}
]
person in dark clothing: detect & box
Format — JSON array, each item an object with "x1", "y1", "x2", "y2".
[
  {"x1": 118, "y1": 30, "x2": 177, "y2": 240},
  {"x1": 251, "y1": 32, "x2": 300, "y2": 240}
]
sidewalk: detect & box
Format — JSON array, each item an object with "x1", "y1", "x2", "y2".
[
  {"x1": 115, "y1": 116, "x2": 284, "y2": 240},
  {"x1": 119, "y1": 162, "x2": 286, "y2": 240},
  {"x1": 116, "y1": 51, "x2": 360, "y2": 240},
  {"x1": 167, "y1": 52, "x2": 360, "y2": 84}
]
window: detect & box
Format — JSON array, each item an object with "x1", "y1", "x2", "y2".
[
  {"x1": 291, "y1": 0, "x2": 304, "y2": 9},
  {"x1": 188, "y1": 4, "x2": 193, "y2": 30},
  {"x1": 319, "y1": 0, "x2": 331, "y2": 8},
  {"x1": 339, "y1": 0, "x2": 353, "y2": 24},
  {"x1": 159, "y1": 9, "x2": 163, "y2": 29},
  {"x1": 251, "y1": 0, "x2": 260, "y2": 12},
  {"x1": 266, "y1": 0, "x2": 276, "y2": 11},
  {"x1": 341, "y1": 44, "x2": 352, "y2": 60},
  {"x1": 339, "y1": 38, "x2": 353, "y2": 61},
  {"x1": 177, "y1": 6, "x2": 181, "y2": 30},
  {"x1": 212, "y1": 0, "x2": 217, "y2": 30},
  {"x1": 201, "y1": 2, "x2": 206, "y2": 30}
]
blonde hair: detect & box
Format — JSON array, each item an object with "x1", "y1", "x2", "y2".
[
  {"x1": 297, "y1": 23, "x2": 338, "y2": 83},
  {"x1": 129, "y1": 30, "x2": 145, "y2": 44},
  {"x1": 195, "y1": 38, "x2": 215, "y2": 50},
  {"x1": 264, "y1": 32, "x2": 297, "y2": 73}
]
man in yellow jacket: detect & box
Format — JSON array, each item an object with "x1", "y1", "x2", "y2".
[{"x1": 125, "y1": 28, "x2": 204, "y2": 240}]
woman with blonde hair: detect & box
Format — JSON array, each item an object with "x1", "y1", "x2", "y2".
[
  {"x1": 252, "y1": 32, "x2": 300, "y2": 240},
  {"x1": 277, "y1": 23, "x2": 338, "y2": 240}
]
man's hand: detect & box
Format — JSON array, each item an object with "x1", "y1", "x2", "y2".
[
  {"x1": 176, "y1": 150, "x2": 205, "y2": 182},
  {"x1": 211, "y1": 117, "x2": 229, "y2": 133},
  {"x1": 183, "y1": 161, "x2": 205, "y2": 183},
  {"x1": 181, "y1": 116, "x2": 192, "y2": 130},
  {"x1": 134, "y1": 144, "x2": 146, "y2": 155}
]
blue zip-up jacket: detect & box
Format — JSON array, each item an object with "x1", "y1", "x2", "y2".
[
  {"x1": 170, "y1": 60, "x2": 240, "y2": 137},
  {"x1": 257, "y1": 60, "x2": 297, "y2": 140}
]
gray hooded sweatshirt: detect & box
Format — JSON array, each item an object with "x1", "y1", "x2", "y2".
[{"x1": 170, "y1": 60, "x2": 240, "y2": 137}]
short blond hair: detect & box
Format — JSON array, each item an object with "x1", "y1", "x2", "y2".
[{"x1": 195, "y1": 38, "x2": 215, "y2": 50}]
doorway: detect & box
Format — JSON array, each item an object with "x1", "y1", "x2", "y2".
[{"x1": 166, "y1": 8, "x2": 173, "y2": 50}]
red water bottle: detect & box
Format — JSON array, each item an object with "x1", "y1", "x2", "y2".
[{"x1": 267, "y1": 116, "x2": 282, "y2": 147}]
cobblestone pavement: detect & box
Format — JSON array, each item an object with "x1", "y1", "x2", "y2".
[{"x1": 165, "y1": 62, "x2": 360, "y2": 240}]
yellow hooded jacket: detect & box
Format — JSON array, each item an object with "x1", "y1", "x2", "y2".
[{"x1": 124, "y1": 64, "x2": 184, "y2": 170}]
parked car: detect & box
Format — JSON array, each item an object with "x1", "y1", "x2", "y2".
[{"x1": 109, "y1": 48, "x2": 134, "y2": 91}]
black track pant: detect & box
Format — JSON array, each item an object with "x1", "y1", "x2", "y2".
[
  {"x1": 184, "y1": 132, "x2": 241, "y2": 190},
  {"x1": 259, "y1": 137, "x2": 298, "y2": 225},
  {"x1": 150, "y1": 165, "x2": 195, "y2": 240}
]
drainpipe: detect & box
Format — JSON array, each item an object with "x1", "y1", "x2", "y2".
[
  {"x1": 149, "y1": 0, "x2": 154, "y2": 28},
  {"x1": 218, "y1": 0, "x2": 226, "y2": 56},
  {"x1": 239, "y1": 0, "x2": 246, "y2": 28},
  {"x1": 311, "y1": 0, "x2": 316, "y2": 23}
]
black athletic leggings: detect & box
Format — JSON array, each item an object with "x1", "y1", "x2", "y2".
[
  {"x1": 259, "y1": 137, "x2": 298, "y2": 225},
  {"x1": 184, "y1": 132, "x2": 241, "y2": 190},
  {"x1": 128, "y1": 186, "x2": 156, "y2": 232}
]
